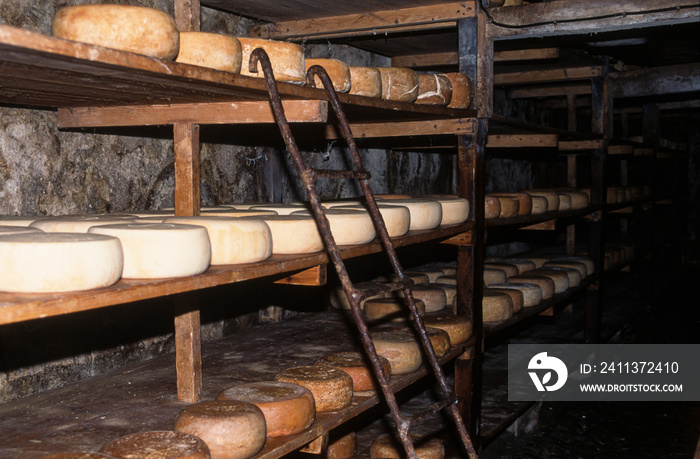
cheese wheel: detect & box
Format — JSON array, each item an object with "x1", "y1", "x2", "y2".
[
  {"x1": 88, "y1": 223, "x2": 210, "y2": 279},
  {"x1": 434, "y1": 275, "x2": 456, "y2": 286},
  {"x1": 544, "y1": 260, "x2": 588, "y2": 278},
  {"x1": 176, "y1": 32, "x2": 241, "y2": 73},
  {"x1": 538, "y1": 266, "x2": 582, "y2": 288},
  {"x1": 371, "y1": 328, "x2": 423, "y2": 374},
  {"x1": 523, "y1": 189, "x2": 560, "y2": 211},
  {"x1": 175, "y1": 401, "x2": 266, "y2": 459},
  {"x1": 393, "y1": 284, "x2": 446, "y2": 313},
  {"x1": 422, "y1": 314, "x2": 473, "y2": 345},
  {"x1": 488, "y1": 194, "x2": 519, "y2": 218},
  {"x1": 249, "y1": 204, "x2": 313, "y2": 215},
  {"x1": 30, "y1": 215, "x2": 136, "y2": 233},
  {"x1": 100, "y1": 431, "x2": 210, "y2": 459},
  {"x1": 530, "y1": 195, "x2": 549, "y2": 214},
  {"x1": 198, "y1": 208, "x2": 278, "y2": 218},
  {"x1": 508, "y1": 275, "x2": 555, "y2": 299},
  {"x1": 425, "y1": 326, "x2": 452, "y2": 357},
  {"x1": 0, "y1": 216, "x2": 43, "y2": 227},
  {"x1": 518, "y1": 256, "x2": 550, "y2": 268},
  {"x1": 522, "y1": 268, "x2": 568, "y2": 294},
  {"x1": 419, "y1": 282, "x2": 457, "y2": 308},
  {"x1": 499, "y1": 258, "x2": 536, "y2": 274},
  {"x1": 364, "y1": 297, "x2": 426, "y2": 322},
  {"x1": 433, "y1": 262, "x2": 457, "y2": 276},
  {"x1": 376, "y1": 272, "x2": 430, "y2": 285},
  {"x1": 375, "y1": 194, "x2": 414, "y2": 200},
  {"x1": 216, "y1": 381, "x2": 315, "y2": 437},
  {"x1": 548, "y1": 256, "x2": 594, "y2": 275},
  {"x1": 306, "y1": 58, "x2": 351, "y2": 92},
  {"x1": 370, "y1": 434, "x2": 444, "y2": 459},
  {"x1": 416, "y1": 73, "x2": 452, "y2": 105},
  {"x1": 486, "y1": 286, "x2": 523, "y2": 313},
  {"x1": 377, "y1": 67, "x2": 419, "y2": 102},
  {"x1": 329, "y1": 281, "x2": 386, "y2": 310},
  {"x1": 238, "y1": 37, "x2": 305, "y2": 83},
  {"x1": 489, "y1": 192, "x2": 532, "y2": 216},
  {"x1": 483, "y1": 267, "x2": 507, "y2": 286},
  {"x1": 371, "y1": 199, "x2": 441, "y2": 231},
  {"x1": 442, "y1": 73, "x2": 471, "y2": 109},
  {"x1": 484, "y1": 195, "x2": 501, "y2": 219},
  {"x1": 259, "y1": 215, "x2": 324, "y2": 254},
  {"x1": 326, "y1": 431, "x2": 357, "y2": 459},
  {"x1": 484, "y1": 262, "x2": 519, "y2": 278},
  {"x1": 275, "y1": 366, "x2": 353, "y2": 412},
  {"x1": 557, "y1": 193, "x2": 573, "y2": 211},
  {"x1": 291, "y1": 209, "x2": 376, "y2": 245},
  {"x1": 163, "y1": 216, "x2": 272, "y2": 265},
  {"x1": 348, "y1": 66, "x2": 382, "y2": 98},
  {"x1": 315, "y1": 351, "x2": 391, "y2": 392},
  {"x1": 0, "y1": 225, "x2": 42, "y2": 235},
  {"x1": 333, "y1": 204, "x2": 410, "y2": 237},
  {"x1": 482, "y1": 291, "x2": 513, "y2": 323},
  {"x1": 321, "y1": 199, "x2": 365, "y2": 208},
  {"x1": 405, "y1": 267, "x2": 445, "y2": 283},
  {"x1": 487, "y1": 282, "x2": 542, "y2": 308},
  {"x1": 504, "y1": 0, "x2": 524, "y2": 6},
  {"x1": 418, "y1": 195, "x2": 469, "y2": 225},
  {"x1": 0, "y1": 232, "x2": 122, "y2": 293},
  {"x1": 52, "y1": 5, "x2": 179, "y2": 60}
]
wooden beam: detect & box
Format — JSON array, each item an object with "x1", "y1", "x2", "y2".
[
  {"x1": 495, "y1": 66, "x2": 602, "y2": 85},
  {"x1": 391, "y1": 47, "x2": 559, "y2": 68},
  {"x1": 326, "y1": 118, "x2": 477, "y2": 139},
  {"x1": 609, "y1": 63, "x2": 700, "y2": 98},
  {"x1": 58, "y1": 100, "x2": 328, "y2": 128},
  {"x1": 634, "y1": 148, "x2": 654, "y2": 157},
  {"x1": 274, "y1": 265, "x2": 327, "y2": 286},
  {"x1": 440, "y1": 231, "x2": 474, "y2": 246},
  {"x1": 520, "y1": 219, "x2": 556, "y2": 230},
  {"x1": 249, "y1": 2, "x2": 475, "y2": 40},
  {"x1": 559, "y1": 139, "x2": 604, "y2": 151},
  {"x1": 608, "y1": 145, "x2": 634, "y2": 155},
  {"x1": 486, "y1": 134, "x2": 558, "y2": 148},
  {"x1": 511, "y1": 83, "x2": 591, "y2": 99},
  {"x1": 494, "y1": 47, "x2": 559, "y2": 62}
]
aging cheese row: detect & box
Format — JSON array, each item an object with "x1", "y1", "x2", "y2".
[{"x1": 485, "y1": 188, "x2": 590, "y2": 219}]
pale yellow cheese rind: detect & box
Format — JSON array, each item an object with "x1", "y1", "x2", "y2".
[
  {"x1": 176, "y1": 32, "x2": 242, "y2": 73},
  {"x1": 238, "y1": 37, "x2": 305, "y2": 83}
]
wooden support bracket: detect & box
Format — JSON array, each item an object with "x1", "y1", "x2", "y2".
[
  {"x1": 520, "y1": 219, "x2": 556, "y2": 230},
  {"x1": 539, "y1": 306, "x2": 555, "y2": 316},
  {"x1": 273, "y1": 265, "x2": 328, "y2": 286},
  {"x1": 300, "y1": 433, "x2": 329, "y2": 454},
  {"x1": 440, "y1": 231, "x2": 474, "y2": 246}
]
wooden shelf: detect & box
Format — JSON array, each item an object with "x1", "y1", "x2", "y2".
[
  {"x1": 0, "y1": 223, "x2": 472, "y2": 326},
  {"x1": 0, "y1": 311, "x2": 473, "y2": 458},
  {"x1": 486, "y1": 206, "x2": 598, "y2": 229}
]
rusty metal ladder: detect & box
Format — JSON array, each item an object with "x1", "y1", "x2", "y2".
[{"x1": 250, "y1": 49, "x2": 477, "y2": 459}]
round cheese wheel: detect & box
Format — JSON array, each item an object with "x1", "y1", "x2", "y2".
[
  {"x1": 488, "y1": 194, "x2": 519, "y2": 218},
  {"x1": 482, "y1": 291, "x2": 513, "y2": 323},
  {"x1": 377, "y1": 67, "x2": 419, "y2": 102},
  {"x1": 433, "y1": 263, "x2": 457, "y2": 276},
  {"x1": 364, "y1": 297, "x2": 426, "y2": 322},
  {"x1": 275, "y1": 366, "x2": 353, "y2": 412},
  {"x1": 370, "y1": 434, "x2": 444, "y2": 459},
  {"x1": 326, "y1": 431, "x2": 357, "y2": 459},
  {"x1": 422, "y1": 314, "x2": 473, "y2": 345},
  {"x1": 30, "y1": 215, "x2": 136, "y2": 233},
  {"x1": 425, "y1": 326, "x2": 452, "y2": 357},
  {"x1": 522, "y1": 268, "x2": 568, "y2": 294},
  {"x1": 238, "y1": 37, "x2": 305, "y2": 84},
  {"x1": 322, "y1": 199, "x2": 365, "y2": 208},
  {"x1": 316, "y1": 351, "x2": 391, "y2": 392},
  {"x1": 416, "y1": 73, "x2": 452, "y2": 105},
  {"x1": 333, "y1": 204, "x2": 410, "y2": 237},
  {"x1": 0, "y1": 232, "x2": 123, "y2": 293},
  {"x1": 566, "y1": 191, "x2": 589, "y2": 209},
  {"x1": 489, "y1": 192, "x2": 532, "y2": 216},
  {"x1": 176, "y1": 32, "x2": 242, "y2": 73},
  {"x1": 259, "y1": 215, "x2": 324, "y2": 254},
  {"x1": 499, "y1": 258, "x2": 536, "y2": 274},
  {"x1": 544, "y1": 260, "x2": 588, "y2": 278},
  {"x1": 306, "y1": 58, "x2": 351, "y2": 92},
  {"x1": 100, "y1": 430, "x2": 210, "y2": 458},
  {"x1": 504, "y1": 277, "x2": 552, "y2": 298},
  {"x1": 88, "y1": 223, "x2": 210, "y2": 279},
  {"x1": 394, "y1": 284, "x2": 446, "y2": 313},
  {"x1": 216, "y1": 381, "x2": 315, "y2": 437},
  {"x1": 371, "y1": 199, "x2": 441, "y2": 231},
  {"x1": 523, "y1": 189, "x2": 559, "y2": 211},
  {"x1": 42, "y1": 453, "x2": 119, "y2": 459},
  {"x1": 375, "y1": 194, "x2": 414, "y2": 200},
  {"x1": 52, "y1": 5, "x2": 179, "y2": 60},
  {"x1": 434, "y1": 275, "x2": 456, "y2": 286},
  {"x1": 557, "y1": 193, "x2": 573, "y2": 211},
  {"x1": 376, "y1": 272, "x2": 430, "y2": 285},
  {"x1": 291, "y1": 209, "x2": 376, "y2": 245},
  {"x1": 486, "y1": 286, "x2": 523, "y2": 313},
  {"x1": 487, "y1": 282, "x2": 542, "y2": 308},
  {"x1": 418, "y1": 195, "x2": 469, "y2": 225},
  {"x1": 163, "y1": 216, "x2": 272, "y2": 265},
  {"x1": 483, "y1": 267, "x2": 507, "y2": 286},
  {"x1": 549, "y1": 256, "x2": 594, "y2": 275},
  {"x1": 175, "y1": 401, "x2": 266, "y2": 459},
  {"x1": 443, "y1": 73, "x2": 471, "y2": 109},
  {"x1": 484, "y1": 262, "x2": 519, "y2": 278},
  {"x1": 348, "y1": 67, "x2": 382, "y2": 98},
  {"x1": 329, "y1": 281, "x2": 386, "y2": 311},
  {"x1": 0, "y1": 225, "x2": 42, "y2": 235},
  {"x1": 484, "y1": 195, "x2": 501, "y2": 219},
  {"x1": 419, "y1": 282, "x2": 457, "y2": 309},
  {"x1": 0, "y1": 216, "x2": 43, "y2": 227},
  {"x1": 405, "y1": 267, "x2": 445, "y2": 283},
  {"x1": 247, "y1": 204, "x2": 313, "y2": 215},
  {"x1": 538, "y1": 266, "x2": 581, "y2": 288},
  {"x1": 530, "y1": 196, "x2": 549, "y2": 214},
  {"x1": 371, "y1": 328, "x2": 423, "y2": 374},
  {"x1": 518, "y1": 256, "x2": 550, "y2": 268}
]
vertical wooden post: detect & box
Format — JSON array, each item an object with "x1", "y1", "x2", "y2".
[
  {"x1": 174, "y1": 0, "x2": 200, "y2": 32},
  {"x1": 567, "y1": 93, "x2": 577, "y2": 132}
]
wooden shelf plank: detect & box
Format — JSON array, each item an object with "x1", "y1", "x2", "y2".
[
  {"x1": 391, "y1": 47, "x2": 560, "y2": 68},
  {"x1": 494, "y1": 66, "x2": 602, "y2": 86},
  {"x1": 486, "y1": 133, "x2": 558, "y2": 148},
  {"x1": 486, "y1": 206, "x2": 599, "y2": 229},
  {"x1": 326, "y1": 118, "x2": 477, "y2": 139},
  {"x1": 559, "y1": 139, "x2": 604, "y2": 150}
]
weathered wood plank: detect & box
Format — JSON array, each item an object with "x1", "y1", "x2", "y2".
[
  {"x1": 558, "y1": 139, "x2": 604, "y2": 150},
  {"x1": 495, "y1": 66, "x2": 602, "y2": 85},
  {"x1": 511, "y1": 83, "x2": 591, "y2": 99},
  {"x1": 486, "y1": 134, "x2": 558, "y2": 148},
  {"x1": 520, "y1": 219, "x2": 556, "y2": 230},
  {"x1": 391, "y1": 47, "x2": 559, "y2": 68},
  {"x1": 174, "y1": 0, "x2": 200, "y2": 32},
  {"x1": 273, "y1": 265, "x2": 327, "y2": 286},
  {"x1": 609, "y1": 63, "x2": 700, "y2": 98},
  {"x1": 608, "y1": 144, "x2": 635, "y2": 155},
  {"x1": 325, "y1": 118, "x2": 477, "y2": 139}
]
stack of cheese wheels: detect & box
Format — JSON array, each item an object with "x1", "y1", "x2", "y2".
[
  {"x1": 557, "y1": 193, "x2": 573, "y2": 210},
  {"x1": 484, "y1": 195, "x2": 502, "y2": 219},
  {"x1": 523, "y1": 268, "x2": 569, "y2": 293},
  {"x1": 507, "y1": 274, "x2": 555, "y2": 299},
  {"x1": 52, "y1": 5, "x2": 180, "y2": 60},
  {"x1": 484, "y1": 261, "x2": 519, "y2": 278},
  {"x1": 176, "y1": 32, "x2": 242, "y2": 72},
  {"x1": 326, "y1": 431, "x2": 358, "y2": 459},
  {"x1": 418, "y1": 195, "x2": 469, "y2": 226},
  {"x1": 483, "y1": 267, "x2": 507, "y2": 285},
  {"x1": 371, "y1": 327, "x2": 423, "y2": 374},
  {"x1": 0, "y1": 226, "x2": 42, "y2": 236},
  {"x1": 316, "y1": 351, "x2": 391, "y2": 392},
  {"x1": 544, "y1": 259, "x2": 588, "y2": 278},
  {"x1": 305, "y1": 58, "x2": 351, "y2": 92},
  {"x1": 372, "y1": 198, "x2": 442, "y2": 231},
  {"x1": 485, "y1": 286, "x2": 524, "y2": 313},
  {"x1": 292, "y1": 209, "x2": 376, "y2": 245},
  {"x1": 330, "y1": 281, "x2": 387, "y2": 310},
  {"x1": 498, "y1": 258, "x2": 536, "y2": 274},
  {"x1": 238, "y1": 37, "x2": 305, "y2": 84},
  {"x1": 482, "y1": 290, "x2": 514, "y2": 323},
  {"x1": 0, "y1": 216, "x2": 43, "y2": 226},
  {"x1": 443, "y1": 73, "x2": 471, "y2": 109},
  {"x1": 276, "y1": 366, "x2": 353, "y2": 412},
  {"x1": 334, "y1": 204, "x2": 411, "y2": 238},
  {"x1": 489, "y1": 192, "x2": 532, "y2": 216},
  {"x1": 163, "y1": 216, "x2": 272, "y2": 265},
  {"x1": 487, "y1": 194, "x2": 519, "y2": 218},
  {"x1": 377, "y1": 67, "x2": 419, "y2": 102},
  {"x1": 363, "y1": 297, "x2": 426, "y2": 322},
  {"x1": 258, "y1": 215, "x2": 324, "y2": 254},
  {"x1": 393, "y1": 283, "x2": 446, "y2": 313},
  {"x1": 216, "y1": 381, "x2": 315, "y2": 437},
  {"x1": 530, "y1": 195, "x2": 549, "y2": 214},
  {"x1": 522, "y1": 189, "x2": 560, "y2": 212},
  {"x1": 487, "y1": 282, "x2": 542, "y2": 308},
  {"x1": 175, "y1": 401, "x2": 266, "y2": 459},
  {"x1": 419, "y1": 282, "x2": 457, "y2": 309},
  {"x1": 100, "y1": 430, "x2": 210, "y2": 459},
  {"x1": 370, "y1": 434, "x2": 444, "y2": 459},
  {"x1": 405, "y1": 266, "x2": 445, "y2": 283},
  {"x1": 547, "y1": 256, "x2": 594, "y2": 275},
  {"x1": 348, "y1": 67, "x2": 382, "y2": 98},
  {"x1": 0, "y1": 232, "x2": 123, "y2": 293},
  {"x1": 416, "y1": 73, "x2": 453, "y2": 105},
  {"x1": 30, "y1": 215, "x2": 135, "y2": 232},
  {"x1": 423, "y1": 314, "x2": 473, "y2": 345},
  {"x1": 88, "y1": 223, "x2": 210, "y2": 279}
]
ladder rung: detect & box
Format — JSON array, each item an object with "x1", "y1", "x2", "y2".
[
  {"x1": 310, "y1": 168, "x2": 371, "y2": 180},
  {"x1": 406, "y1": 392, "x2": 458, "y2": 425}
]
